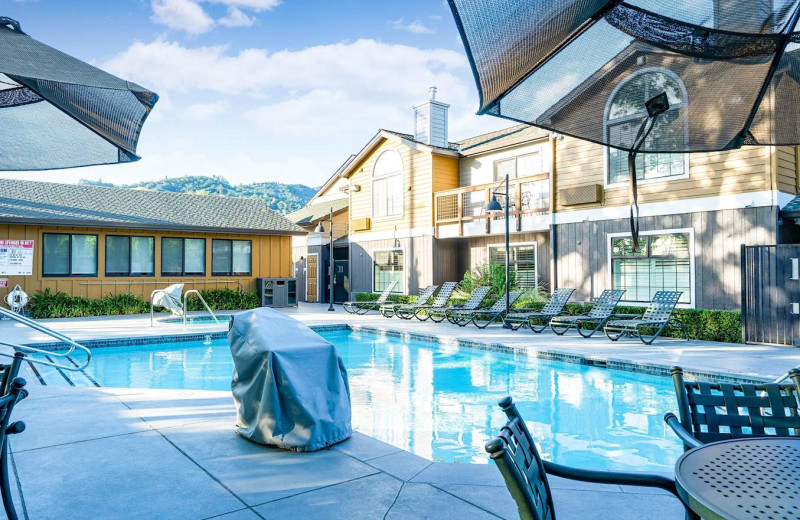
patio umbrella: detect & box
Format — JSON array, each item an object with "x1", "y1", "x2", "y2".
[
  {"x1": 0, "y1": 16, "x2": 158, "y2": 171},
  {"x1": 447, "y1": 1, "x2": 800, "y2": 247}
]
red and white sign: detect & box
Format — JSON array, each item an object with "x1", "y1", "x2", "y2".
[
  {"x1": 0, "y1": 240, "x2": 34, "y2": 276},
  {"x1": 0, "y1": 279, "x2": 7, "y2": 288}
]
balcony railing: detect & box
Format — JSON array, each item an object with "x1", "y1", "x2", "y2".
[{"x1": 434, "y1": 173, "x2": 550, "y2": 238}]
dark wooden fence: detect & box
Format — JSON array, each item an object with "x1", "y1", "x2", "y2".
[{"x1": 741, "y1": 245, "x2": 800, "y2": 346}]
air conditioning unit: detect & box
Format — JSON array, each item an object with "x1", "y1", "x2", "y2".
[{"x1": 559, "y1": 184, "x2": 603, "y2": 206}]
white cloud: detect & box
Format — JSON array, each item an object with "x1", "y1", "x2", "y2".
[
  {"x1": 218, "y1": 6, "x2": 256, "y2": 27},
  {"x1": 183, "y1": 101, "x2": 229, "y2": 120},
  {"x1": 207, "y1": 0, "x2": 280, "y2": 11},
  {"x1": 150, "y1": 0, "x2": 215, "y2": 34},
  {"x1": 388, "y1": 18, "x2": 435, "y2": 34}
]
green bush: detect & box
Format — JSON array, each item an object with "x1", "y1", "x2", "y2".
[
  {"x1": 461, "y1": 262, "x2": 516, "y2": 299},
  {"x1": 184, "y1": 288, "x2": 260, "y2": 311},
  {"x1": 354, "y1": 292, "x2": 416, "y2": 304}
]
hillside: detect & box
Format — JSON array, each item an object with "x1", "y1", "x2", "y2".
[{"x1": 79, "y1": 175, "x2": 316, "y2": 214}]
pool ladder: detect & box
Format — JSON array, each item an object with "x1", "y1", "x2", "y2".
[
  {"x1": 0, "y1": 306, "x2": 91, "y2": 371},
  {"x1": 149, "y1": 289, "x2": 220, "y2": 328}
]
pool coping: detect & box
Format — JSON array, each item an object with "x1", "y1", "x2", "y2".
[{"x1": 22, "y1": 322, "x2": 771, "y2": 384}]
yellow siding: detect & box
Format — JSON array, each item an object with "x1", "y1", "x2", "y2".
[
  {"x1": 431, "y1": 155, "x2": 460, "y2": 193},
  {"x1": 0, "y1": 224, "x2": 293, "y2": 301},
  {"x1": 349, "y1": 139, "x2": 433, "y2": 233},
  {"x1": 776, "y1": 146, "x2": 798, "y2": 194}
]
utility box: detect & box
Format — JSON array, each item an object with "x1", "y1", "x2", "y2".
[{"x1": 256, "y1": 278, "x2": 298, "y2": 308}]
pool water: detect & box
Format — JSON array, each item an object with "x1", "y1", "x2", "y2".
[{"x1": 76, "y1": 329, "x2": 683, "y2": 470}]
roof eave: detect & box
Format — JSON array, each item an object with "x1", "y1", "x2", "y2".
[{"x1": 0, "y1": 217, "x2": 306, "y2": 236}]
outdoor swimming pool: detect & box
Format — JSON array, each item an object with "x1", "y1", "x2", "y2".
[{"x1": 47, "y1": 328, "x2": 684, "y2": 471}]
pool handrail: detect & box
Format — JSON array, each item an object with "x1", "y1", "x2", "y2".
[
  {"x1": 0, "y1": 306, "x2": 91, "y2": 371},
  {"x1": 150, "y1": 288, "x2": 183, "y2": 327},
  {"x1": 182, "y1": 290, "x2": 219, "y2": 328}
]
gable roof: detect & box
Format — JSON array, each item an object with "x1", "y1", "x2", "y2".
[
  {"x1": 0, "y1": 179, "x2": 305, "y2": 235},
  {"x1": 285, "y1": 197, "x2": 349, "y2": 226}
]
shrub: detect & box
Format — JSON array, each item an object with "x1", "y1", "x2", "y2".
[
  {"x1": 184, "y1": 288, "x2": 260, "y2": 311},
  {"x1": 354, "y1": 292, "x2": 415, "y2": 304},
  {"x1": 461, "y1": 262, "x2": 516, "y2": 299}
]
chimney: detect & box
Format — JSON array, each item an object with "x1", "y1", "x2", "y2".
[{"x1": 413, "y1": 87, "x2": 449, "y2": 148}]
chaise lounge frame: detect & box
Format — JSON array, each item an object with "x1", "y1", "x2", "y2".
[{"x1": 603, "y1": 290, "x2": 688, "y2": 345}]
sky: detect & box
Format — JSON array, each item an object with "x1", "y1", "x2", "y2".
[{"x1": 0, "y1": 0, "x2": 510, "y2": 187}]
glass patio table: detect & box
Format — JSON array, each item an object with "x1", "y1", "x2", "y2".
[{"x1": 674, "y1": 437, "x2": 800, "y2": 520}]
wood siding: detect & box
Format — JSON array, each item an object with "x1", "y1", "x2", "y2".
[
  {"x1": 775, "y1": 146, "x2": 799, "y2": 194},
  {"x1": 554, "y1": 207, "x2": 778, "y2": 310},
  {"x1": 462, "y1": 233, "x2": 551, "y2": 291},
  {"x1": 349, "y1": 236, "x2": 435, "y2": 295},
  {"x1": 0, "y1": 224, "x2": 292, "y2": 302}
]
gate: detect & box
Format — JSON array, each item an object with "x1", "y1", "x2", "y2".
[{"x1": 741, "y1": 245, "x2": 800, "y2": 346}]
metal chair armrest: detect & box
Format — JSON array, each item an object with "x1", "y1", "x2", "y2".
[
  {"x1": 610, "y1": 313, "x2": 642, "y2": 319},
  {"x1": 664, "y1": 413, "x2": 702, "y2": 450},
  {"x1": 542, "y1": 460, "x2": 679, "y2": 498}
]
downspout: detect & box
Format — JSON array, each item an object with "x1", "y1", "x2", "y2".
[{"x1": 549, "y1": 134, "x2": 558, "y2": 294}]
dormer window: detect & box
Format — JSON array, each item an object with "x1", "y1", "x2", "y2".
[{"x1": 372, "y1": 149, "x2": 404, "y2": 219}]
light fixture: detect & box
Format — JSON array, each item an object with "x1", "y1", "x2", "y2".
[
  {"x1": 485, "y1": 194, "x2": 503, "y2": 213},
  {"x1": 314, "y1": 221, "x2": 325, "y2": 233}
]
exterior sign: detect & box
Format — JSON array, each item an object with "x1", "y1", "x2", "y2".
[
  {"x1": 0, "y1": 279, "x2": 7, "y2": 288},
  {"x1": 0, "y1": 240, "x2": 34, "y2": 276}
]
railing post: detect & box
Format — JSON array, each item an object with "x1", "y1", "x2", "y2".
[
  {"x1": 485, "y1": 188, "x2": 491, "y2": 234},
  {"x1": 515, "y1": 178, "x2": 522, "y2": 232},
  {"x1": 457, "y1": 192, "x2": 464, "y2": 237},
  {"x1": 741, "y1": 243, "x2": 747, "y2": 344}
]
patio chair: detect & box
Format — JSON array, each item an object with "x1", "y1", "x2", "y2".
[
  {"x1": 664, "y1": 366, "x2": 800, "y2": 451},
  {"x1": 487, "y1": 396, "x2": 686, "y2": 520},
  {"x1": 343, "y1": 281, "x2": 398, "y2": 315},
  {"x1": 380, "y1": 285, "x2": 438, "y2": 318},
  {"x1": 450, "y1": 291, "x2": 524, "y2": 329},
  {"x1": 406, "y1": 282, "x2": 458, "y2": 321},
  {"x1": 503, "y1": 288, "x2": 575, "y2": 332},
  {"x1": 549, "y1": 289, "x2": 625, "y2": 338},
  {"x1": 428, "y1": 286, "x2": 491, "y2": 324},
  {"x1": 603, "y1": 291, "x2": 688, "y2": 345},
  {"x1": 0, "y1": 353, "x2": 29, "y2": 520}
]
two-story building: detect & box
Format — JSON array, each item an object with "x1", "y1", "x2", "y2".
[{"x1": 292, "y1": 87, "x2": 800, "y2": 311}]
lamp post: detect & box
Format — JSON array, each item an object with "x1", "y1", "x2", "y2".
[
  {"x1": 486, "y1": 173, "x2": 510, "y2": 326},
  {"x1": 314, "y1": 207, "x2": 336, "y2": 312}
]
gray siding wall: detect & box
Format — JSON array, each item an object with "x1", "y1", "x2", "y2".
[
  {"x1": 463, "y1": 232, "x2": 551, "y2": 291},
  {"x1": 350, "y1": 236, "x2": 435, "y2": 295},
  {"x1": 554, "y1": 206, "x2": 778, "y2": 310}
]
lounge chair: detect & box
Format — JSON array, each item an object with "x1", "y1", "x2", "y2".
[
  {"x1": 603, "y1": 290, "x2": 687, "y2": 345},
  {"x1": 449, "y1": 291, "x2": 523, "y2": 329},
  {"x1": 428, "y1": 286, "x2": 491, "y2": 323},
  {"x1": 343, "y1": 280, "x2": 398, "y2": 314},
  {"x1": 664, "y1": 366, "x2": 800, "y2": 451},
  {"x1": 549, "y1": 289, "x2": 625, "y2": 337},
  {"x1": 0, "y1": 353, "x2": 28, "y2": 520},
  {"x1": 380, "y1": 285, "x2": 438, "y2": 318},
  {"x1": 502, "y1": 288, "x2": 575, "y2": 332},
  {"x1": 486, "y1": 396, "x2": 688, "y2": 520},
  {"x1": 404, "y1": 282, "x2": 458, "y2": 321}
]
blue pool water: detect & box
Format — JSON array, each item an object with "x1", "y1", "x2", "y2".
[{"x1": 77, "y1": 329, "x2": 683, "y2": 470}]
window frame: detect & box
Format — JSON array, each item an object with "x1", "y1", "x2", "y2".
[
  {"x1": 603, "y1": 67, "x2": 690, "y2": 189},
  {"x1": 104, "y1": 235, "x2": 155, "y2": 277},
  {"x1": 42, "y1": 232, "x2": 99, "y2": 278},
  {"x1": 493, "y1": 151, "x2": 546, "y2": 182},
  {"x1": 211, "y1": 239, "x2": 252, "y2": 277},
  {"x1": 160, "y1": 237, "x2": 206, "y2": 277},
  {"x1": 371, "y1": 149, "x2": 405, "y2": 221},
  {"x1": 487, "y1": 242, "x2": 538, "y2": 290},
  {"x1": 606, "y1": 228, "x2": 695, "y2": 308},
  {"x1": 372, "y1": 247, "x2": 405, "y2": 293}
]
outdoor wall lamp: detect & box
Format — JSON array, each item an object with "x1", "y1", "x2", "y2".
[
  {"x1": 314, "y1": 208, "x2": 336, "y2": 312},
  {"x1": 486, "y1": 173, "x2": 511, "y2": 326}
]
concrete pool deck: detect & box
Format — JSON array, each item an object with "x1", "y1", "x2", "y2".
[{"x1": 3, "y1": 303, "x2": 798, "y2": 518}]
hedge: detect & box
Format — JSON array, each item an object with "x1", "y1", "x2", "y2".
[{"x1": 28, "y1": 288, "x2": 260, "y2": 319}]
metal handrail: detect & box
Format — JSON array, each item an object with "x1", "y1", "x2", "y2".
[
  {"x1": 183, "y1": 290, "x2": 219, "y2": 328},
  {"x1": 0, "y1": 307, "x2": 91, "y2": 371}
]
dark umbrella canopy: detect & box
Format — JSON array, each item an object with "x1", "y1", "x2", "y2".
[
  {"x1": 448, "y1": 0, "x2": 800, "y2": 154},
  {"x1": 0, "y1": 17, "x2": 158, "y2": 171}
]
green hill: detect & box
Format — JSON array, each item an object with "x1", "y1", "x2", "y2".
[{"x1": 78, "y1": 175, "x2": 316, "y2": 214}]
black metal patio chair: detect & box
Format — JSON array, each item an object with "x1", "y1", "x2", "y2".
[
  {"x1": 0, "y1": 352, "x2": 29, "y2": 520},
  {"x1": 487, "y1": 396, "x2": 687, "y2": 520},
  {"x1": 380, "y1": 285, "x2": 438, "y2": 318},
  {"x1": 503, "y1": 288, "x2": 575, "y2": 332},
  {"x1": 664, "y1": 366, "x2": 800, "y2": 451},
  {"x1": 403, "y1": 282, "x2": 458, "y2": 321},
  {"x1": 549, "y1": 289, "x2": 625, "y2": 338},
  {"x1": 429, "y1": 286, "x2": 491, "y2": 324},
  {"x1": 603, "y1": 291, "x2": 688, "y2": 345},
  {"x1": 450, "y1": 291, "x2": 524, "y2": 329},
  {"x1": 343, "y1": 280, "x2": 398, "y2": 315}
]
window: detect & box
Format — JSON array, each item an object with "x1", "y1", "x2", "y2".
[
  {"x1": 161, "y1": 238, "x2": 205, "y2": 276},
  {"x1": 372, "y1": 150, "x2": 404, "y2": 218},
  {"x1": 374, "y1": 249, "x2": 404, "y2": 293},
  {"x1": 489, "y1": 244, "x2": 537, "y2": 289},
  {"x1": 493, "y1": 150, "x2": 545, "y2": 182},
  {"x1": 212, "y1": 239, "x2": 252, "y2": 276},
  {"x1": 105, "y1": 236, "x2": 154, "y2": 276},
  {"x1": 42, "y1": 233, "x2": 98, "y2": 277},
  {"x1": 611, "y1": 232, "x2": 691, "y2": 304},
  {"x1": 606, "y1": 69, "x2": 688, "y2": 185}
]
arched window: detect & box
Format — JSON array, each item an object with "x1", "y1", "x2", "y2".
[
  {"x1": 605, "y1": 68, "x2": 688, "y2": 185},
  {"x1": 372, "y1": 149, "x2": 404, "y2": 218}
]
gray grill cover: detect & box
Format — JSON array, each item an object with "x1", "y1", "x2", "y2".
[{"x1": 229, "y1": 308, "x2": 352, "y2": 451}]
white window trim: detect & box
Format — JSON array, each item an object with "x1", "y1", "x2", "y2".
[
  {"x1": 372, "y1": 247, "x2": 405, "y2": 294},
  {"x1": 606, "y1": 227, "x2": 696, "y2": 309},
  {"x1": 486, "y1": 241, "x2": 539, "y2": 289},
  {"x1": 603, "y1": 67, "x2": 690, "y2": 189},
  {"x1": 306, "y1": 253, "x2": 318, "y2": 302},
  {"x1": 493, "y1": 150, "x2": 548, "y2": 183},
  {"x1": 371, "y1": 149, "x2": 405, "y2": 222}
]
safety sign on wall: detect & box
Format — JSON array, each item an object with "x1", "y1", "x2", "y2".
[{"x1": 0, "y1": 240, "x2": 34, "y2": 276}]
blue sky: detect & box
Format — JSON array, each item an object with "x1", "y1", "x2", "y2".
[{"x1": 1, "y1": 0, "x2": 508, "y2": 186}]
